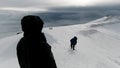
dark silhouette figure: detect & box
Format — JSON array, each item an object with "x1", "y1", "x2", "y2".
[
  {"x1": 17, "y1": 15, "x2": 57, "y2": 68},
  {"x1": 70, "y1": 36, "x2": 78, "y2": 50}
]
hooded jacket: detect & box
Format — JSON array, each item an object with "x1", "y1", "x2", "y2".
[{"x1": 17, "y1": 15, "x2": 57, "y2": 68}]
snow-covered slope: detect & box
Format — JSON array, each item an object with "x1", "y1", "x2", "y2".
[{"x1": 0, "y1": 16, "x2": 120, "y2": 68}]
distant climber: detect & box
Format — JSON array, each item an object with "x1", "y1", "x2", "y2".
[
  {"x1": 70, "y1": 36, "x2": 78, "y2": 50},
  {"x1": 17, "y1": 15, "x2": 57, "y2": 68}
]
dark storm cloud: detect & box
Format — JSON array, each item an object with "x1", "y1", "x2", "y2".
[
  {"x1": 30, "y1": 5, "x2": 120, "y2": 27},
  {"x1": 33, "y1": 11, "x2": 103, "y2": 27}
]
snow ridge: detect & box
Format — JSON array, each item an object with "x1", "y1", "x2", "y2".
[{"x1": 1, "y1": 16, "x2": 120, "y2": 68}]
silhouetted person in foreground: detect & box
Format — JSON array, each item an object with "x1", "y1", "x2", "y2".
[
  {"x1": 17, "y1": 15, "x2": 57, "y2": 68},
  {"x1": 70, "y1": 36, "x2": 78, "y2": 50}
]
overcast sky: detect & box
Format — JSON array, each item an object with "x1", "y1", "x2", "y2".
[
  {"x1": 0, "y1": 0, "x2": 120, "y2": 38},
  {"x1": 0, "y1": 0, "x2": 120, "y2": 11}
]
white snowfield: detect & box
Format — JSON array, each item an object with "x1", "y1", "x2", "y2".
[{"x1": 0, "y1": 16, "x2": 120, "y2": 68}]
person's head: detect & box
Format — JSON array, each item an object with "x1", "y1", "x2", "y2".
[
  {"x1": 21, "y1": 15, "x2": 44, "y2": 33},
  {"x1": 74, "y1": 36, "x2": 77, "y2": 40}
]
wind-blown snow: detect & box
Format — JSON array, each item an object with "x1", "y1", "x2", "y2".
[{"x1": 0, "y1": 16, "x2": 120, "y2": 68}]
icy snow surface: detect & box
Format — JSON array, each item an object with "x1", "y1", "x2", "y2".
[{"x1": 1, "y1": 16, "x2": 120, "y2": 68}]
